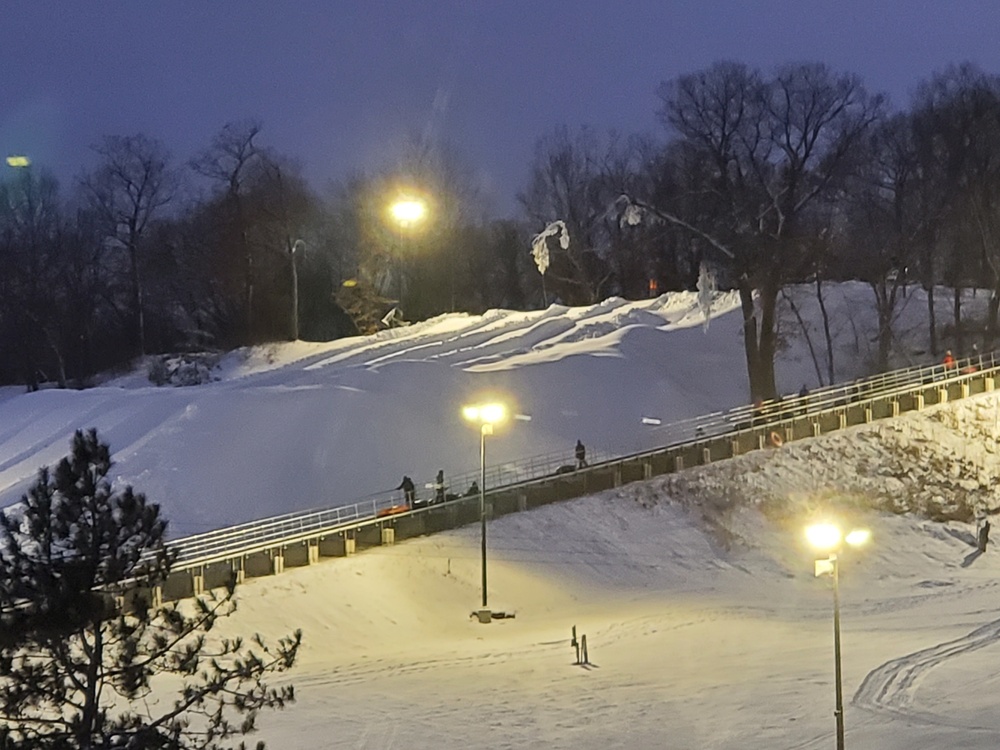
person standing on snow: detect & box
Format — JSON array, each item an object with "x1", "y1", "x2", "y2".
[
  {"x1": 575, "y1": 440, "x2": 587, "y2": 469},
  {"x1": 979, "y1": 519, "x2": 991, "y2": 553},
  {"x1": 397, "y1": 475, "x2": 416, "y2": 507},
  {"x1": 942, "y1": 350, "x2": 956, "y2": 369},
  {"x1": 434, "y1": 469, "x2": 446, "y2": 504}
]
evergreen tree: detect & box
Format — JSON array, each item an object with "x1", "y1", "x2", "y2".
[{"x1": 0, "y1": 429, "x2": 300, "y2": 749}]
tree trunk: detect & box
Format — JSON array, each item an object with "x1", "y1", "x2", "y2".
[
  {"x1": 988, "y1": 287, "x2": 999, "y2": 350},
  {"x1": 737, "y1": 279, "x2": 760, "y2": 401},
  {"x1": 128, "y1": 244, "x2": 145, "y2": 356},
  {"x1": 738, "y1": 275, "x2": 779, "y2": 402},
  {"x1": 927, "y1": 285, "x2": 938, "y2": 356},
  {"x1": 757, "y1": 278, "x2": 779, "y2": 401},
  {"x1": 874, "y1": 280, "x2": 892, "y2": 372},
  {"x1": 954, "y1": 285, "x2": 964, "y2": 354},
  {"x1": 815, "y1": 275, "x2": 835, "y2": 384},
  {"x1": 782, "y1": 288, "x2": 825, "y2": 387}
]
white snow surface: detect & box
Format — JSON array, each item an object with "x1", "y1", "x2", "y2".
[{"x1": 4, "y1": 281, "x2": 1000, "y2": 748}]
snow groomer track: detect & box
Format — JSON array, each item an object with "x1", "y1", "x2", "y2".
[{"x1": 150, "y1": 352, "x2": 1000, "y2": 602}]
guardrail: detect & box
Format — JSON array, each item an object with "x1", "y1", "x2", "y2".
[{"x1": 165, "y1": 350, "x2": 1000, "y2": 576}]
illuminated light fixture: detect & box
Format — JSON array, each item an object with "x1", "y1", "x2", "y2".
[
  {"x1": 390, "y1": 197, "x2": 427, "y2": 225},
  {"x1": 805, "y1": 520, "x2": 871, "y2": 750},
  {"x1": 462, "y1": 400, "x2": 511, "y2": 617}
]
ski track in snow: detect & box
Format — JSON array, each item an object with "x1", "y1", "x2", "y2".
[{"x1": 852, "y1": 615, "x2": 1000, "y2": 730}]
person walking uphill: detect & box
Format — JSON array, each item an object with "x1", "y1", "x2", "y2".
[
  {"x1": 575, "y1": 439, "x2": 587, "y2": 469},
  {"x1": 396, "y1": 475, "x2": 416, "y2": 507}
]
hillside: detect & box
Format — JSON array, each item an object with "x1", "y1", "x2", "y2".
[
  {"x1": 3, "y1": 282, "x2": 1000, "y2": 748},
  {"x1": 0, "y1": 282, "x2": 981, "y2": 536}
]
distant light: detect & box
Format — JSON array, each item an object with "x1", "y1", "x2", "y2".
[
  {"x1": 514, "y1": 413, "x2": 532, "y2": 422},
  {"x1": 641, "y1": 416, "x2": 662, "y2": 425},
  {"x1": 5, "y1": 155, "x2": 30, "y2": 168},
  {"x1": 341, "y1": 279, "x2": 358, "y2": 287},
  {"x1": 845, "y1": 528, "x2": 871, "y2": 548},
  {"x1": 390, "y1": 198, "x2": 426, "y2": 225}
]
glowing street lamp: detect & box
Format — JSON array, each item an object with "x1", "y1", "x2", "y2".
[
  {"x1": 462, "y1": 401, "x2": 508, "y2": 614},
  {"x1": 387, "y1": 196, "x2": 427, "y2": 307},
  {"x1": 806, "y1": 522, "x2": 871, "y2": 750},
  {"x1": 389, "y1": 198, "x2": 426, "y2": 226},
  {"x1": 5, "y1": 155, "x2": 30, "y2": 168}
]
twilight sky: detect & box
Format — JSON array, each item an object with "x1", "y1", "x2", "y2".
[{"x1": 3, "y1": 1, "x2": 1000, "y2": 217}]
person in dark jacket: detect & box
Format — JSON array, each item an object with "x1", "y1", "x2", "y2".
[
  {"x1": 434, "y1": 469, "x2": 446, "y2": 504},
  {"x1": 397, "y1": 475, "x2": 416, "y2": 507},
  {"x1": 575, "y1": 440, "x2": 587, "y2": 469},
  {"x1": 979, "y1": 519, "x2": 991, "y2": 553},
  {"x1": 465, "y1": 480, "x2": 479, "y2": 497}
]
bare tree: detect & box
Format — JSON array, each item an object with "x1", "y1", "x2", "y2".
[
  {"x1": 191, "y1": 120, "x2": 266, "y2": 343},
  {"x1": 519, "y1": 126, "x2": 627, "y2": 305},
  {"x1": 0, "y1": 168, "x2": 67, "y2": 389},
  {"x1": 912, "y1": 64, "x2": 1000, "y2": 354},
  {"x1": 82, "y1": 134, "x2": 176, "y2": 356},
  {"x1": 654, "y1": 61, "x2": 884, "y2": 400},
  {"x1": 841, "y1": 114, "x2": 923, "y2": 371}
]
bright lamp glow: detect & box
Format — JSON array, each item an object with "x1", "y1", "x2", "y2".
[
  {"x1": 807, "y1": 523, "x2": 872, "y2": 552},
  {"x1": 806, "y1": 523, "x2": 842, "y2": 552},
  {"x1": 480, "y1": 403, "x2": 506, "y2": 425},
  {"x1": 390, "y1": 198, "x2": 426, "y2": 225},
  {"x1": 5, "y1": 155, "x2": 30, "y2": 168},
  {"x1": 462, "y1": 402, "x2": 507, "y2": 426}
]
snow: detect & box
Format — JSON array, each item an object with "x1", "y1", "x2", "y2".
[{"x1": 3, "y1": 281, "x2": 1000, "y2": 747}]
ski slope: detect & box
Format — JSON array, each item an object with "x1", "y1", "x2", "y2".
[{"x1": 4, "y1": 282, "x2": 1000, "y2": 748}]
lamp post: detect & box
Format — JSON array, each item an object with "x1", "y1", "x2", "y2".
[
  {"x1": 462, "y1": 401, "x2": 507, "y2": 612},
  {"x1": 289, "y1": 239, "x2": 305, "y2": 341},
  {"x1": 388, "y1": 197, "x2": 427, "y2": 310},
  {"x1": 806, "y1": 523, "x2": 871, "y2": 750}
]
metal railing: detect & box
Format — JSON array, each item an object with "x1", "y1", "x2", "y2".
[{"x1": 166, "y1": 350, "x2": 999, "y2": 571}]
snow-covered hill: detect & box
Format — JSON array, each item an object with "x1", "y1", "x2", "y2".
[
  {"x1": 4, "y1": 282, "x2": 1000, "y2": 748},
  {"x1": 0, "y1": 282, "x2": 971, "y2": 535}
]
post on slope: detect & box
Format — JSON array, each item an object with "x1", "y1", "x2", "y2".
[{"x1": 833, "y1": 553, "x2": 845, "y2": 750}]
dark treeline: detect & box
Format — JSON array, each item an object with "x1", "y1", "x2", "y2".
[{"x1": 4, "y1": 61, "x2": 1000, "y2": 399}]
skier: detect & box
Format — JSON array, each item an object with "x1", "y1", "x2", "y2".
[
  {"x1": 575, "y1": 439, "x2": 587, "y2": 469},
  {"x1": 434, "y1": 469, "x2": 446, "y2": 504},
  {"x1": 396, "y1": 475, "x2": 416, "y2": 507}
]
